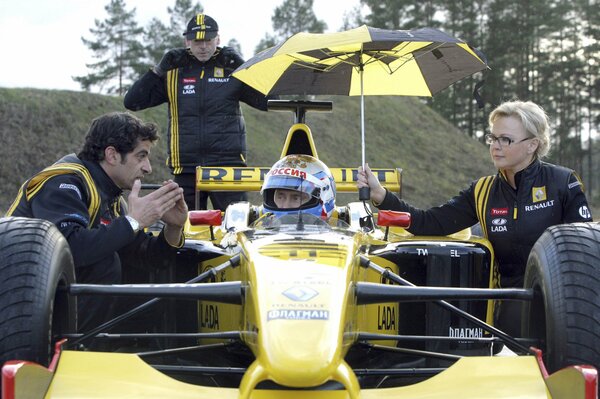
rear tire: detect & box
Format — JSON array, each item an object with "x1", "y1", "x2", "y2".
[
  {"x1": 522, "y1": 222, "x2": 600, "y2": 373},
  {"x1": 0, "y1": 217, "x2": 76, "y2": 367}
]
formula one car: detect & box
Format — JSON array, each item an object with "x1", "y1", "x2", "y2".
[{"x1": 1, "y1": 100, "x2": 598, "y2": 398}]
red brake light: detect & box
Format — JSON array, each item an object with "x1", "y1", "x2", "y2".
[
  {"x1": 377, "y1": 210, "x2": 411, "y2": 228},
  {"x1": 189, "y1": 210, "x2": 222, "y2": 226}
]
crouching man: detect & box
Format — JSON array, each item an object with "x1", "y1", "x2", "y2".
[{"x1": 6, "y1": 112, "x2": 188, "y2": 331}]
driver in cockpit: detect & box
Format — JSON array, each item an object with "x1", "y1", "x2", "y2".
[{"x1": 261, "y1": 154, "x2": 336, "y2": 220}]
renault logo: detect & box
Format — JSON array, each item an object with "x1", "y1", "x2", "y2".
[{"x1": 282, "y1": 286, "x2": 318, "y2": 302}]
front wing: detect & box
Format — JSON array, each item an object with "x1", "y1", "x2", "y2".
[{"x1": 5, "y1": 350, "x2": 596, "y2": 398}]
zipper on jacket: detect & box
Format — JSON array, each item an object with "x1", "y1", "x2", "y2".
[{"x1": 513, "y1": 201, "x2": 518, "y2": 220}]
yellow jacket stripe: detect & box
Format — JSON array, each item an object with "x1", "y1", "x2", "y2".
[
  {"x1": 166, "y1": 69, "x2": 183, "y2": 174},
  {"x1": 6, "y1": 163, "x2": 100, "y2": 227},
  {"x1": 473, "y1": 175, "x2": 495, "y2": 239},
  {"x1": 473, "y1": 175, "x2": 499, "y2": 290},
  {"x1": 5, "y1": 182, "x2": 27, "y2": 216}
]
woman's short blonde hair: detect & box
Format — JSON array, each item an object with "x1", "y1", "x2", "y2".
[{"x1": 488, "y1": 100, "x2": 550, "y2": 158}]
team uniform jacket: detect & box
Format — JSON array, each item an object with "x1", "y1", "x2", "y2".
[
  {"x1": 377, "y1": 160, "x2": 593, "y2": 284},
  {"x1": 6, "y1": 154, "x2": 182, "y2": 272},
  {"x1": 123, "y1": 47, "x2": 269, "y2": 174}
]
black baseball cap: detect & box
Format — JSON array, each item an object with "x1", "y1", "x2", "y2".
[{"x1": 183, "y1": 14, "x2": 219, "y2": 40}]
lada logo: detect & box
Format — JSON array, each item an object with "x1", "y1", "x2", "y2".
[{"x1": 491, "y1": 218, "x2": 507, "y2": 226}]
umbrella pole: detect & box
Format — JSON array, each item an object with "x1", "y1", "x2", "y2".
[
  {"x1": 359, "y1": 65, "x2": 370, "y2": 201},
  {"x1": 360, "y1": 71, "x2": 366, "y2": 167}
]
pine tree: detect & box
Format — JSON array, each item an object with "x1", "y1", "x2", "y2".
[
  {"x1": 73, "y1": 0, "x2": 144, "y2": 95},
  {"x1": 143, "y1": 0, "x2": 203, "y2": 66},
  {"x1": 256, "y1": 0, "x2": 327, "y2": 54}
]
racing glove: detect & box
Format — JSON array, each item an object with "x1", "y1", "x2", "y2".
[
  {"x1": 217, "y1": 46, "x2": 245, "y2": 68},
  {"x1": 154, "y1": 48, "x2": 193, "y2": 77}
]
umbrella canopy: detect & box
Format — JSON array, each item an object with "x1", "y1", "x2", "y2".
[
  {"x1": 233, "y1": 25, "x2": 489, "y2": 97},
  {"x1": 233, "y1": 24, "x2": 489, "y2": 190}
]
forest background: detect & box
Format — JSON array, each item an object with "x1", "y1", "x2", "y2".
[
  {"x1": 71, "y1": 0, "x2": 600, "y2": 205},
  {"x1": 2, "y1": 0, "x2": 598, "y2": 212}
]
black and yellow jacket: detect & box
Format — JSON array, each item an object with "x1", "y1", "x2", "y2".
[
  {"x1": 6, "y1": 154, "x2": 180, "y2": 270},
  {"x1": 123, "y1": 47, "x2": 269, "y2": 174},
  {"x1": 376, "y1": 160, "x2": 593, "y2": 284}
]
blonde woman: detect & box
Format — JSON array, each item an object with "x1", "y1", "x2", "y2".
[{"x1": 357, "y1": 100, "x2": 592, "y2": 334}]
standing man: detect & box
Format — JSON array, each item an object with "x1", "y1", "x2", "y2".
[
  {"x1": 124, "y1": 13, "x2": 270, "y2": 211},
  {"x1": 6, "y1": 112, "x2": 188, "y2": 331}
]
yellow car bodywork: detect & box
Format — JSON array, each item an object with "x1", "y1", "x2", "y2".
[{"x1": 2, "y1": 111, "x2": 597, "y2": 399}]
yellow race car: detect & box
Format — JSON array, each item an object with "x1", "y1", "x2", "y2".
[{"x1": 1, "y1": 100, "x2": 598, "y2": 398}]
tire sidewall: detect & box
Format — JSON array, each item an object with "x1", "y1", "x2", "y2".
[
  {"x1": 523, "y1": 233, "x2": 565, "y2": 370},
  {"x1": 523, "y1": 222, "x2": 600, "y2": 373},
  {"x1": 0, "y1": 217, "x2": 76, "y2": 367}
]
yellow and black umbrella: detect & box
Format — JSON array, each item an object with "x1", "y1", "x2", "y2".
[
  {"x1": 234, "y1": 25, "x2": 488, "y2": 98},
  {"x1": 233, "y1": 25, "x2": 489, "y2": 189}
]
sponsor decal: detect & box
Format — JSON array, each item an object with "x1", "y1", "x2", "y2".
[
  {"x1": 449, "y1": 326, "x2": 483, "y2": 338},
  {"x1": 491, "y1": 218, "x2": 507, "y2": 226},
  {"x1": 490, "y1": 208, "x2": 509, "y2": 216},
  {"x1": 196, "y1": 166, "x2": 398, "y2": 187},
  {"x1": 214, "y1": 67, "x2": 224, "y2": 77},
  {"x1": 267, "y1": 309, "x2": 329, "y2": 321},
  {"x1": 100, "y1": 217, "x2": 111, "y2": 226},
  {"x1": 490, "y1": 217, "x2": 508, "y2": 232},
  {"x1": 524, "y1": 200, "x2": 555, "y2": 212},
  {"x1": 208, "y1": 77, "x2": 229, "y2": 83},
  {"x1": 568, "y1": 180, "x2": 582, "y2": 189},
  {"x1": 377, "y1": 305, "x2": 396, "y2": 330},
  {"x1": 59, "y1": 183, "x2": 82, "y2": 199},
  {"x1": 579, "y1": 205, "x2": 591, "y2": 219},
  {"x1": 282, "y1": 286, "x2": 318, "y2": 302},
  {"x1": 182, "y1": 85, "x2": 196, "y2": 95},
  {"x1": 272, "y1": 302, "x2": 324, "y2": 309},
  {"x1": 200, "y1": 304, "x2": 219, "y2": 329},
  {"x1": 269, "y1": 167, "x2": 307, "y2": 179},
  {"x1": 182, "y1": 77, "x2": 197, "y2": 83},
  {"x1": 532, "y1": 186, "x2": 547, "y2": 202},
  {"x1": 60, "y1": 221, "x2": 81, "y2": 228}
]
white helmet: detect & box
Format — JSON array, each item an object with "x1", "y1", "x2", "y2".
[{"x1": 261, "y1": 155, "x2": 336, "y2": 219}]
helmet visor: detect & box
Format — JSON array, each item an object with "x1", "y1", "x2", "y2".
[{"x1": 262, "y1": 175, "x2": 321, "y2": 198}]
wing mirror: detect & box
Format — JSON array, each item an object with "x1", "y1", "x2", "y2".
[
  {"x1": 376, "y1": 210, "x2": 411, "y2": 240},
  {"x1": 189, "y1": 210, "x2": 222, "y2": 226},
  {"x1": 188, "y1": 210, "x2": 222, "y2": 241}
]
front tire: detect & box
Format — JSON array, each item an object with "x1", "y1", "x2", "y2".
[
  {"x1": 522, "y1": 222, "x2": 600, "y2": 373},
  {"x1": 0, "y1": 217, "x2": 76, "y2": 367}
]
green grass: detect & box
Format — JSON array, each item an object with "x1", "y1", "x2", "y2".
[{"x1": 0, "y1": 87, "x2": 497, "y2": 214}]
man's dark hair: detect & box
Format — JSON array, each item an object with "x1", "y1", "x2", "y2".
[{"x1": 78, "y1": 112, "x2": 159, "y2": 162}]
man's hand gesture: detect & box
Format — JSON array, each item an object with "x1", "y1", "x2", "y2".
[
  {"x1": 154, "y1": 48, "x2": 193, "y2": 77},
  {"x1": 127, "y1": 180, "x2": 188, "y2": 246},
  {"x1": 127, "y1": 180, "x2": 186, "y2": 228}
]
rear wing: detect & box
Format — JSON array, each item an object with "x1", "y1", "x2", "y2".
[
  {"x1": 196, "y1": 100, "x2": 401, "y2": 197},
  {"x1": 196, "y1": 166, "x2": 402, "y2": 194}
]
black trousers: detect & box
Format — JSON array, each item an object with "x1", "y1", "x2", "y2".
[
  {"x1": 494, "y1": 274, "x2": 525, "y2": 337},
  {"x1": 76, "y1": 254, "x2": 121, "y2": 332},
  {"x1": 174, "y1": 173, "x2": 247, "y2": 211}
]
